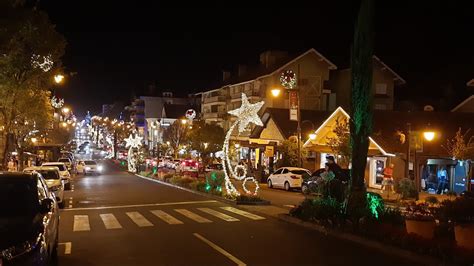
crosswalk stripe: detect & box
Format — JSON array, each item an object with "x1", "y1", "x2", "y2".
[
  {"x1": 73, "y1": 215, "x2": 90, "y2": 231},
  {"x1": 151, "y1": 210, "x2": 183, "y2": 224},
  {"x1": 220, "y1": 207, "x2": 265, "y2": 220},
  {"x1": 100, "y1": 213, "x2": 122, "y2": 229},
  {"x1": 174, "y1": 209, "x2": 212, "y2": 223},
  {"x1": 197, "y1": 208, "x2": 239, "y2": 222},
  {"x1": 126, "y1": 211, "x2": 153, "y2": 227}
]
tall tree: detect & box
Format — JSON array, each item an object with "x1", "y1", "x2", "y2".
[
  {"x1": 187, "y1": 120, "x2": 224, "y2": 166},
  {"x1": 0, "y1": 1, "x2": 66, "y2": 167},
  {"x1": 162, "y1": 120, "x2": 189, "y2": 158},
  {"x1": 347, "y1": 0, "x2": 374, "y2": 217}
]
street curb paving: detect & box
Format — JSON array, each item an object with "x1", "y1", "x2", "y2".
[
  {"x1": 277, "y1": 214, "x2": 444, "y2": 266},
  {"x1": 134, "y1": 174, "x2": 237, "y2": 205}
]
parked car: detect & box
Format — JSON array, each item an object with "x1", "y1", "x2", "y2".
[
  {"x1": 0, "y1": 172, "x2": 59, "y2": 265},
  {"x1": 82, "y1": 160, "x2": 103, "y2": 175},
  {"x1": 58, "y1": 157, "x2": 73, "y2": 172},
  {"x1": 301, "y1": 168, "x2": 326, "y2": 194},
  {"x1": 178, "y1": 159, "x2": 199, "y2": 172},
  {"x1": 41, "y1": 162, "x2": 71, "y2": 190},
  {"x1": 267, "y1": 167, "x2": 312, "y2": 191},
  {"x1": 205, "y1": 163, "x2": 223, "y2": 172},
  {"x1": 23, "y1": 166, "x2": 65, "y2": 208}
]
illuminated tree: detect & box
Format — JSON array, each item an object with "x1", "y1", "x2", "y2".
[
  {"x1": 187, "y1": 120, "x2": 224, "y2": 166},
  {"x1": 444, "y1": 128, "x2": 474, "y2": 160},
  {"x1": 326, "y1": 118, "x2": 351, "y2": 168},
  {"x1": 347, "y1": 0, "x2": 374, "y2": 218},
  {"x1": 0, "y1": 1, "x2": 66, "y2": 167},
  {"x1": 162, "y1": 120, "x2": 189, "y2": 159}
]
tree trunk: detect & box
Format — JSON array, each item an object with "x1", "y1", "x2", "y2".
[{"x1": 347, "y1": 0, "x2": 374, "y2": 219}]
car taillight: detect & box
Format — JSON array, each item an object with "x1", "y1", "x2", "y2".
[{"x1": 290, "y1": 175, "x2": 299, "y2": 179}]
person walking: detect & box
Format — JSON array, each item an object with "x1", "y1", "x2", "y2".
[{"x1": 381, "y1": 163, "x2": 395, "y2": 198}]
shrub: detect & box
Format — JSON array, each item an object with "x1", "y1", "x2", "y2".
[
  {"x1": 190, "y1": 180, "x2": 207, "y2": 192},
  {"x1": 395, "y1": 178, "x2": 418, "y2": 199},
  {"x1": 235, "y1": 195, "x2": 263, "y2": 202},
  {"x1": 163, "y1": 173, "x2": 174, "y2": 182},
  {"x1": 425, "y1": 196, "x2": 439, "y2": 206},
  {"x1": 203, "y1": 171, "x2": 225, "y2": 195},
  {"x1": 439, "y1": 196, "x2": 474, "y2": 223},
  {"x1": 290, "y1": 197, "x2": 343, "y2": 224}
]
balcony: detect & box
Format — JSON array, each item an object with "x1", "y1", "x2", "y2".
[
  {"x1": 230, "y1": 92, "x2": 261, "y2": 102},
  {"x1": 202, "y1": 112, "x2": 225, "y2": 120},
  {"x1": 203, "y1": 95, "x2": 226, "y2": 105}
]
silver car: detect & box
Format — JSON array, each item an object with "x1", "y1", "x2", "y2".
[{"x1": 23, "y1": 166, "x2": 65, "y2": 208}]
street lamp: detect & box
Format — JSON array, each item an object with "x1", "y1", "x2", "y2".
[
  {"x1": 61, "y1": 122, "x2": 67, "y2": 128},
  {"x1": 181, "y1": 119, "x2": 187, "y2": 125},
  {"x1": 62, "y1": 107, "x2": 70, "y2": 114},
  {"x1": 271, "y1": 88, "x2": 281, "y2": 97},
  {"x1": 203, "y1": 142, "x2": 209, "y2": 149},
  {"x1": 423, "y1": 131, "x2": 435, "y2": 142},
  {"x1": 54, "y1": 74, "x2": 64, "y2": 84},
  {"x1": 31, "y1": 137, "x2": 37, "y2": 143}
]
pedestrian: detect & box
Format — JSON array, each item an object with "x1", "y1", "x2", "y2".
[
  {"x1": 381, "y1": 163, "x2": 395, "y2": 193},
  {"x1": 7, "y1": 158, "x2": 15, "y2": 172},
  {"x1": 326, "y1": 155, "x2": 343, "y2": 179},
  {"x1": 437, "y1": 167, "x2": 448, "y2": 194}
]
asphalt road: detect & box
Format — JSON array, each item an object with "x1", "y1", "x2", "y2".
[{"x1": 57, "y1": 161, "x2": 416, "y2": 266}]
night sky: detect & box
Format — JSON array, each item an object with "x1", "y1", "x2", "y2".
[{"x1": 38, "y1": 1, "x2": 474, "y2": 115}]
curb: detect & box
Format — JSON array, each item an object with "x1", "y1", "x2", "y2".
[
  {"x1": 134, "y1": 174, "x2": 237, "y2": 205},
  {"x1": 277, "y1": 214, "x2": 443, "y2": 266}
]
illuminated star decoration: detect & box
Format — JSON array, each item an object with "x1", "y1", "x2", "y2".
[
  {"x1": 227, "y1": 93, "x2": 264, "y2": 133},
  {"x1": 125, "y1": 134, "x2": 142, "y2": 149}
]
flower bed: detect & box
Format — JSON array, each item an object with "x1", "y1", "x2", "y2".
[{"x1": 290, "y1": 193, "x2": 474, "y2": 264}]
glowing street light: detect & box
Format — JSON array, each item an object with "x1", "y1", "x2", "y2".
[
  {"x1": 31, "y1": 137, "x2": 37, "y2": 143},
  {"x1": 423, "y1": 131, "x2": 435, "y2": 142},
  {"x1": 181, "y1": 119, "x2": 187, "y2": 125},
  {"x1": 54, "y1": 74, "x2": 65, "y2": 84},
  {"x1": 62, "y1": 107, "x2": 70, "y2": 114},
  {"x1": 203, "y1": 142, "x2": 209, "y2": 149},
  {"x1": 271, "y1": 88, "x2": 281, "y2": 97},
  {"x1": 61, "y1": 122, "x2": 67, "y2": 128},
  {"x1": 234, "y1": 143, "x2": 240, "y2": 149}
]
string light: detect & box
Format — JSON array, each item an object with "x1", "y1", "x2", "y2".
[
  {"x1": 221, "y1": 93, "x2": 264, "y2": 196},
  {"x1": 51, "y1": 96, "x2": 64, "y2": 108},
  {"x1": 125, "y1": 132, "x2": 142, "y2": 172},
  {"x1": 31, "y1": 54, "x2": 53, "y2": 72}
]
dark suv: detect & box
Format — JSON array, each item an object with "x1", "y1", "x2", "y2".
[{"x1": 0, "y1": 172, "x2": 59, "y2": 265}]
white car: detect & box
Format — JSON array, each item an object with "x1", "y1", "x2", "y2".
[
  {"x1": 82, "y1": 160, "x2": 103, "y2": 175},
  {"x1": 58, "y1": 157, "x2": 73, "y2": 172},
  {"x1": 42, "y1": 162, "x2": 72, "y2": 190},
  {"x1": 267, "y1": 167, "x2": 312, "y2": 191},
  {"x1": 24, "y1": 166, "x2": 65, "y2": 208}
]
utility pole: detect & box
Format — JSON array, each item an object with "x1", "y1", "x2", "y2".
[{"x1": 406, "y1": 122, "x2": 411, "y2": 179}]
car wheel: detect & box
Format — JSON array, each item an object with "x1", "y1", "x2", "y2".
[
  {"x1": 284, "y1": 182, "x2": 291, "y2": 191},
  {"x1": 267, "y1": 179, "x2": 273, "y2": 188},
  {"x1": 301, "y1": 184, "x2": 309, "y2": 194}
]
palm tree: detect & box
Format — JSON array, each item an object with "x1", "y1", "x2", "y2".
[{"x1": 346, "y1": 0, "x2": 374, "y2": 218}]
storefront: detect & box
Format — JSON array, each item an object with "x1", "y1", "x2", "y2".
[{"x1": 420, "y1": 158, "x2": 472, "y2": 194}]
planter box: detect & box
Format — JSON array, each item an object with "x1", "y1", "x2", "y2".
[
  {"x1": 455, "y1": 223, "x2": 474, "y2": 250},
  {"x1": 405, "y1": 219, "x2": 436, "y2": 239}
]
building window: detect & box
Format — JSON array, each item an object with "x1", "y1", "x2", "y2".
[
  {"x1": 374, "y1": 104, "x2": 387, "y2": 110},
  {"x1": 375, "y1": 83, "x2": 387, "y2": 95}
]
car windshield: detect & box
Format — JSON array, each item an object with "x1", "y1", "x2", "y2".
[
  {"x1": 45, "y1": 164, "x2": 66, "y2": 171},
  {"x1": 38, "y1": 170, "x2": 60, "y2": 180},
  {"x1": 0, "y1": 178, "x2": 39, "y2": 217},
  {"x1": 84, "y1": 161, "x2": 96, "y2": 165},
  {"x1": 291, "y1": 170, "x2": 311, "y2": 179}
]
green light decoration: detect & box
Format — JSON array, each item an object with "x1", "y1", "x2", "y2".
[
  {"x1": 205, "y1": 184, "x2": 212, "y2": 192},
  {"x1": 211, "y1": 172, "x2": 217, "y2": 180},
  {"x1": 152, "y1": 167, "x2": 157, "y2": 175},
  {"x1": 120, "y1": 161, "x2": 126, "y2": 166},
  {"x1": 366, "y1": 193, "x2": 384, "y2": 219}
]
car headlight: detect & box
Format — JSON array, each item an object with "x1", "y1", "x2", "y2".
[
  {"x1": 97, "y1": 165, "x2": 103, "y2": 171},
  {"x1": 85, "y1": 167, "x2": 91, "y2": 170},
  {"x1": 1, "y1": 234, "x2": 42, "y2": 261}
]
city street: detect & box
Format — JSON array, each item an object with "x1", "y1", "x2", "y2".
[{"x1": 57, "y1": 161, "x2": 414, "y2": 266}]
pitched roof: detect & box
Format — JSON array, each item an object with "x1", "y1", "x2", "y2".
[
  {"x1": 204, "y1": 48, "x2": 337, "y2": 91},
  {"x1": 250, "y1": 108, "x2": 330, "y2": 139},
  {"x1": 373, "y1": 55, "x2": 406, "y2": 85},
  {"x1": 451, "y1": 95, "x2": 474, "y2": 112},
  {"x1": 467, "y1": 79, "x2": 474, "y2": 86},
  {"x1": 162, "y1": 104, "x2": 192, "y2": 119}
]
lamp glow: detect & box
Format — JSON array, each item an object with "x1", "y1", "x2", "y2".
[
  {"x1": 54, "y1": 74, "x2": 64, "y2": 84},
  {"x1": 424, "y1": 131, "x2": 435, "y2": 141},
  {"x1": 271, "y1": 88, "x2": 281, "y2": 97},
  {"x1": 309, "y1": 133, "x2": 316, "y2": 140}
]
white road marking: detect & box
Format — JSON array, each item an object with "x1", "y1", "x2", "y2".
[
  {"x1": 126, "y1": 211, "x2": 153, "y2": 227},
  {"x1": 193, "y1": 233, "x2": 246, "y2": 266},
  {"x1": 197, "y1": 208, "x2": 239, "y2": 222},
  {"x1": 100, "y1": 213, "x2": 122, "y2": 229},
  {"x1": 174, "y1": 209, "x2": 212, "y2": 223},
  {"x1": 59, "y1": 242, "x2": 72, "y2": 255},
  {"x1": 73, "y1": 215, "x2": 90, "y2": 231},
  {"x1": 220, "y1": 207, "x2": 265, "y2": 220},
  {"x1": 151, "y1": 210, "x2": 183, "y2": 224},
  {"x1": 62, "y1": 200, "x2": 218, "y2": 211}
]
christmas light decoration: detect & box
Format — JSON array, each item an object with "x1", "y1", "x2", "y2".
[
  {"x1": 221, "y1": 93, "x2": 264, "y2": 196},
  {"x1": 185, "y1": 109, "x2": 196, "y2": 120},
  {"x1": 125, "y1": 133, "x2": 142, "y2": 172},
  {"x1": 31, "y1": 54, "x2": 53, "y2": 72},
  {"x1": 280, "y1": 70, "x2": 297, "y2": 89},
  {"x1": 51, "y1": 96, "x2": 64, "y2": 108}
]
